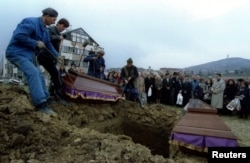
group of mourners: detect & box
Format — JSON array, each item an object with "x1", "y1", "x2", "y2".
[
  {"x1": 83, "y1": 49, "x2": 250, "y2": 118},
  {"x1": 103, "y1": 67, "x2": 250, "y2": 119}
]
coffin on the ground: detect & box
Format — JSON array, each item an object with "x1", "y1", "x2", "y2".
[{"x1": 169, "y1": 99, "x2": 238, "y2": 153}]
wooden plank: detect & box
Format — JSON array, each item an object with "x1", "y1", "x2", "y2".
[
  {"x1": 177, "y1": 113, "x2": 231, "y2": 131},
  {"x1": 172, "y1": 126, "x2": 237, "y2": 139},
  {"x1": 187, "y1": 99, "x2": 217, "y2": 114}
]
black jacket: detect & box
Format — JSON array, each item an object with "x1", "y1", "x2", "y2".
[
  {"x1": 121, "y1": 65, "x2": 138, "y2": 88},
  {"x1": 48, "y1": 26, "x2": 61, "y2": 52}
]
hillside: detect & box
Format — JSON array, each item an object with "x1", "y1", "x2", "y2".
[{"x1": 182, "y1": 57, "x2": 250, "y2": 73}]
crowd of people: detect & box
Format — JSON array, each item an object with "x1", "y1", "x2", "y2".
[
  {"x1": 104, "y1": 68, "x2": 250, "y2": 119},
  {"x1": 81, "y1": 48, "x2": 250, "y2": 119}
]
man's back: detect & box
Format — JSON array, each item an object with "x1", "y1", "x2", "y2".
[
  {"x1": 7, "y1": 17, "x2": 43, "y2": 49},
  {"x1": 6, "y1": 17, "x2": 55, "y2": 60}
]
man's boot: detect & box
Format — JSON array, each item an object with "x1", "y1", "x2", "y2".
[
  {"x1": 136, "y1": 97, "x2": 144, "y2": 108},
  {"x1": 54, "y1": 88, "x2": 70, "y2": 106},
  {"x1": 35, "y1": 102, "x2": 56, "y2": 115}
]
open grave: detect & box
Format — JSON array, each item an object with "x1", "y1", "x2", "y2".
[{"x1": 65, "y1": 101, "x2": 181, "y2": 159}]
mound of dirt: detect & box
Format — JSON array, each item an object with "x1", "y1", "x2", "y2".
[{"x1": 0, "y1": 85, "x2": 207, "y2": 163}]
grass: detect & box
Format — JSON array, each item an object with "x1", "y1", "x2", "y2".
[{"x1": 220, "y1": 115, "x2": 250, "y2": 146}]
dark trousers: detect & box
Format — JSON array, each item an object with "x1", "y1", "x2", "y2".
[{"x1": 37, "y1": 52, "x2": 63, "y2": 91}]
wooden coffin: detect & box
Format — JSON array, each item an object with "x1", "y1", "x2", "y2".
[
  {"x1": 61, "y1": 71, "x2": 122, "y2": 102},
  {"x1": 170, "y1": 99, "x2": 237, "y2": 153},
  {"x1": 172, "y1": 112, "x2": 237, "y2": 139},
  {"x1": 186, "y1": 99, "x2": 217, "y2": 114}
]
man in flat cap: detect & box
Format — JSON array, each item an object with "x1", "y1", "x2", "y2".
[
  {"x1": 83, "y1": 48, "x2": 106, "y2": 79},
  {"x1": 5, "y1": 7, "x2": 59, "y2": 115},
  {"x1": 121, "y1": 58, "x2": 143, "y2": 107}
]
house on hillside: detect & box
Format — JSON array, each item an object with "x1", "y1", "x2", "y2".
[{"x1": 2, "y1": 27, "x2": 104, "y2": 84}]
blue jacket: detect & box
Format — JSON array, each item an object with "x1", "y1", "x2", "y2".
[
  {"x1": 6, "y1": 17, "x2": 58, "y2": 61},
  {"x1": 83, "y1": 54, "x2": 105, "y2": 79}
]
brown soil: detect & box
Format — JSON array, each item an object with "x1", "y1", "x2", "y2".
[{"x1": 2, "y1": 84, "x2": 248, "y2": 163}]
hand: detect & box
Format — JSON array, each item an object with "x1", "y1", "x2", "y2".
[
  {"x1": 57, "y1": 56, "x2": 64, "y2": 65},
  {"x1": 59, "y1": 36, "x2": 64, "y2": 40},
  {"x1": 37, "y1": 41, "x2": 45, "y2": 49},
  {"x1": 92, "y1": 57, "x2": 97, "y2": 60}
]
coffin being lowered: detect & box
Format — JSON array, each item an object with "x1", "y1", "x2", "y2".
[{"x1": 61, "y1": 71, "x2": 123, "y2": 102}]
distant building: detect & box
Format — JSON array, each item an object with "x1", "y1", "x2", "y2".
[
  {"x1": 160, "y1": 68, "x2": 181, "y2": 75},
  {"x1": 59, "y1": 27, "x2": 103, "y2": 71},
  {"x1": 228, "y1": 70, "x2": 236, "y2": 74}
]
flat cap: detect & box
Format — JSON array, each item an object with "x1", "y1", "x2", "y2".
[
  {"x1": 127, "y1": 58, "x2": 133, "y2": 63},
  {"x1": 42, "y1": 7, "x2": 58, "y2": 17},
  {"x1": 96, "y1": 49, "x2": 105, "y2": 55}
]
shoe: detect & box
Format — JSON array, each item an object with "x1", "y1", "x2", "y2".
[
  {"x1": 40, "y1": 107, "x2": 56, "y2": 115},
  {"x1": 54, "y1": 88, "x2": 71, "y2": 106},
  {"x1": 58, "y1": 99, "x2": 71, "y2": 106},
  {"x1": 47, "y1": 98, "x2": 56, "y2": 105},
  {"x1": 136, "y1": 97, "x2": 144, "y2": 108},
  {"x1": 55, "y1": 88, "x2": 65, "y2": 99},
  {"x1": 36, "y1": 102, "x2": 56, "y2": 115}
]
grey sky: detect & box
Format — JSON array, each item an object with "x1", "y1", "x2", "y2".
[{"x1": 1, "y1": 0, "x2": 250, "y2": 69}]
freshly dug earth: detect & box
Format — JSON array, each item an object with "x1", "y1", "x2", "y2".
[{"x1": 1, "y1": 84, "x2": 248, "y2": 163}]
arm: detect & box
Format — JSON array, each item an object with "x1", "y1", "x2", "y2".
[
  {"x1": 213, "y1": 80, "x2": 226, "y2": 94},
  {"x1": 12, "y1": 18, "x2": 37, "y2": 49},
  {"x1": 101, "y1": 58, "x2": 105, "y2": 70},
  {"x1": 83, "y1": 54, "x2": 96, "y2": 62},
  {"x1": 120, "y1": 67, "x2": 127, "y2": 82}
]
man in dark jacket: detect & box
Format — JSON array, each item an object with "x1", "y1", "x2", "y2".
[
  {"x1": 182, "y1": 75, "x2": 192, "y2": 106},
  {"x1": 162, "y1": 72, "x2": 172, "y2": 105},
  {"x1": 48, "y1": 18, "x2": 69, "y2": 52},
  {"x1": 121, "y1": 58, "x2": 143, "y2": 107},
  {"x1": 37, "y1": 18, "x2": 70, "y2": 103},
  {"x1": 5, "y1": 7, "x2": 59, "y2": 115},
  {"x1": 83, "y1": 49, "x2": 105, "y2": 79}
]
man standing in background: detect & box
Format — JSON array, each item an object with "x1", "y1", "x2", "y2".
[
  {"x1": 121, "y1": 58, "x2": 143, "y2": 107},
  {"x1": 211, "y1": 73, "x2": 226, "y2": 115},
  {"x1": 83, "y1": 49, "x2": 106, "y2": 79}
]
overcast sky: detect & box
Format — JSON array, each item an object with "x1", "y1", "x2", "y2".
[{"x1": 1, "y1": 0, "x2": 250, "y2": 69}]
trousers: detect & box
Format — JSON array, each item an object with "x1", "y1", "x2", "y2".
[
  {"x1": 37, "y1": 50, "x2": 63, "y2": 90},
  {"x1": 6, "y1": 54, "x2": 49, "y2": 106}
]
